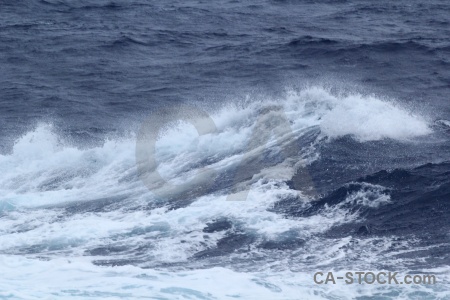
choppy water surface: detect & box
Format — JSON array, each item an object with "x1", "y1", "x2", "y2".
[{"x1": 1, "y1": 0, "x2": 449, "y2": 299}]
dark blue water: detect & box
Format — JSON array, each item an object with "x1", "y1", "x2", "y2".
[
  {"x1": 1, "y1": 0, "x2": 449, "y2": 145},
  {"x1": 1, "y1": 1, "x2": 450, "y2": 299}
]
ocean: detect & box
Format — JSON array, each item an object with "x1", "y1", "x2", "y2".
[{"x1": 1, "y1": 0, "x2": 449, "y2": 299}]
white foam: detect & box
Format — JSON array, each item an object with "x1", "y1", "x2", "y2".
[
  {"x1": 287, "y1": 87, "x2": 432, "y2": 142},
  {"x1": 0, "y1": 124, "x2": 144, "y2": 208},
  {"x1": 0, "y1": 85, "x2": 439, "y2": 299},
  {"x1": 0, "y1": 255, "x2": 448, "y2": 300},
  {"x1": 340, "y1": 182, "x2": 391, "y2": 208},
  {"x1": 0, "y1": 86, "x2": 432, "y2": 208},
  {"x1": 435, "y1": 119, "x2": 450, "y2": 128}
]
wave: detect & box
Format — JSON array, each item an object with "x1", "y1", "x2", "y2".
[
  {"x1": 0, "y1": 86, "x2": 432, "y2": 209},
  {"x1": 0, "y1": 87, "x2": 446, "y2": 299}
]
